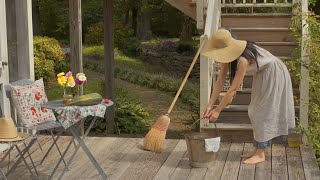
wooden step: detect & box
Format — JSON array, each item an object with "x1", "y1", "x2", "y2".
[
  {"x1": 222, "y1": 13, "x2": 292, "y2": 28},
  {"x1": 230, "y1": 28, "x2": 294, "y2": 42},
  {"x1": 256, "y1": 42, "x2": 296, "y2": 57},
  {"x1": 215, "y1": 88, "x2": 300, "y2": 105},
  {"x1": 214, "y1": 105, "x2": 300, "y2": 124},
  {"x1": 201, "y1": 123, "x2": 253, "y2": 138}
]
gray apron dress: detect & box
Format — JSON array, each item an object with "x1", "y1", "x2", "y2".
[{"x1": 239, "y1": 46, "x2": 296, "y2": 143}]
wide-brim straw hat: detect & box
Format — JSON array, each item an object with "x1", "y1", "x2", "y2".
[
  {"x1": 201, "y1": 29, "x2": 247, "y2": 63},
  {"x1": 0, "y1": 117, "x2": 29, "y2": 142}
]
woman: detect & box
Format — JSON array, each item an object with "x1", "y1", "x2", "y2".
[{"x1": 201, "y1": 29, "x2": 295, "y2": 164}]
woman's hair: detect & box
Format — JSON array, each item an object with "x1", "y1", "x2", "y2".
[{"x1": 230, "y1": 41, "x2": 261, "y2": 81}]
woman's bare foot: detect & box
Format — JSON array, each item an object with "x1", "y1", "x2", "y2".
[
  {"x1": 243, "y1": 149, "x2": 265, "y2": 164},
  {"x1": 241, "y1": 149, "x2": 257, "y2": 158}
]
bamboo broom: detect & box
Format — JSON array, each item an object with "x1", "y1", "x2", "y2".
[{"x1": 143, "y1": 36, "x2": 208, "y2": 153}]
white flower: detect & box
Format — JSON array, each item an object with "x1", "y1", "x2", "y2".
[
  {"x1": 67, "y1": 81, "x2": 75, "y2": 87},
  {"x1": 76, "y1": 73, "x2": 85, "y2": 78},
  {"x1": 78, "y1": 74, "x2": 87, "y2": 82}
]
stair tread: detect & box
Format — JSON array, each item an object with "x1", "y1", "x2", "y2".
[
  {"x1": 256, "y1": 41, "x2": 295, "y2": 45},
  {"x1": 230, "y1": 27, "x2": 290, "y2": 31},
  {"x1": 202, "y1": 123, "x2": 253, "y2": 130},
  {"x1": 215, "y1": 105, "x2": 300, "y2": 112},
  {"x1": 222, "y1": 13, "x2": 292, "y2": 17}
]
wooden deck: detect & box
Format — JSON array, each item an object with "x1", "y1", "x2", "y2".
[{"x1": 3, "y1": 136, "x2": 320, "y2": 180}]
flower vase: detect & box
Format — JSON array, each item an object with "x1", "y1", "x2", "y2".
[
  {"x1": 77, "y1": 84, "x2": 84, "y2": 96},
  {"x1": 63, "y1": 87, "x2": 73, "y2": 105}
]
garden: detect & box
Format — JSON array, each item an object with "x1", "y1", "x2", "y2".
[{"x1": 32, "y1": 0, "x2": 320, "y2": 165}]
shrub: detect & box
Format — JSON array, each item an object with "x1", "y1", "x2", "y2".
[
  {"x1": 176, "y1": 42, "x2": 195, "y2": 54},
  {"x1": 85, "y1": 22, "x2": 104, "y2": 45},
  {"x1": 33, "y1": 36, "x2": 66, "y2": 83},
  {"x1": 290, "y1": 5, "x2": 320, "y2": 165},
  {"x1": 114, "y1": 21, "x2": 140, "y2": 56}
]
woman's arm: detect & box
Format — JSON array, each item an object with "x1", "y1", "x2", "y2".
[
  {"x1": 215, "y1": 57, "x2": 249, "y2": 113},
  {"x1": 206, "y1": 63, "x2": 229, "y2": 108}
]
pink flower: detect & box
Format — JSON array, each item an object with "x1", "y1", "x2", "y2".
[{"x1": 66, "y1": 71, "x2": 72, "y2": 79}]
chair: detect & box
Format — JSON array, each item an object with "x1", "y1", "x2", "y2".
[
  {"x1": 0, "y1": 128, "x2": 38, "y2": 179},
  {"x1": 5, "y1": 79, "x2": 67, "y2": 168}
]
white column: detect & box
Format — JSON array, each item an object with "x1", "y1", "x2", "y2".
[
  {"x1": 200, "y1": 0, "x2": 220, "y2": 130},
  {"x1": 0, "y1": 0, "x2": 11, "y2": 117},
  {"x1": 300, "y1": 0, "x2": 309, "y2": 143},
  {"x1": 15, "y1": 0, "x2": 34, "y2": 81}
]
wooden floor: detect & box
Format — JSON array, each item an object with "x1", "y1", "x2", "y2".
[{"x1": 2, "y1": 136, "x2": 320, "y2": 180}]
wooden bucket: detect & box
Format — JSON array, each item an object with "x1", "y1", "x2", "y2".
[{"x1": 185, "y1": 132, "x2": 216, "y2": 168}]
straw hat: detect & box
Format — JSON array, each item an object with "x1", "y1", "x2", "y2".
[
  {"x1": 0, "y1": 117, "x2": 29, "y2": 142},
  {"x1": 201, "y1": 29, "x2": 247, "y2": 63}
]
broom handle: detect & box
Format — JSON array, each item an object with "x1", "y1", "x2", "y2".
[{"x1": 167, "y1": 36, "x2": 208, "y2": 115}]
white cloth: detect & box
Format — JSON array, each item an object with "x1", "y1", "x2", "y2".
[{"x1": 204, "y1": 137, "x2": 221, "y2": 152}]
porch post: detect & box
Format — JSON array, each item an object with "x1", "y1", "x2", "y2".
[
  {"x1": 7, "y1": 0, "x2": 34, "y2": 82},
  {"x1": 104, "y1": 0, "x2": 115, "y2": 133},
  {"x1": 300, "y1": 0, "x2": 309, "y2": 143},
  {"x1": 0, "y1": 0, "x2": 11, "y2": 117},
  {"x1": 69, "y1": 0, "x2": 83, "y2": 81}
]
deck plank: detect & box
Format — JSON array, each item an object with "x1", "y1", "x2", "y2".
[
  {"x1": 63, "y1": 137, "x2": 115, "y2": 179},
  {"x1": 170, "y1": 152, "x2": 192, "y2": 180},
  {"x1": 255, "y1": 146, "x2": 272, "y2": 180},
  {"x1": 137, "y1": 139, "x2": 179, "y2": 180},
  {"x1": 153, "y1": 140, "x2": 187, "y2": 180},
  {"x1": 272, "y1": 144, "x2": 288, "y2": 180},
  {"x1": 108, "y1": 139, "x2": 145, "y2": 180},
  {"x1": 118, "y1": 140, "x2": 176, "y2": 180},
  {"x1": 74, "y1": 137, "x2": 128, "y2": 178},
  {"x1": 187, "y1": 167, "x2": 207, "y2": 180},
  {"x1": 238, "y1": 143, "x2": 255, "y2": 180},
  {"x1": 287, "y1": 146, "x2": 306, "y2": 180},
  {"x1": 220, "y1": 142, "x2": 244, "y2": 180},
  {"x1": 300, "y1": 145, "x2": 320, "y2": 180},
  {"x1": 203, "y1": 142, "x2": 231, "y2": 180},
  {"x1": 89, "y1": 138, "x2": 140, "y2": 179}
]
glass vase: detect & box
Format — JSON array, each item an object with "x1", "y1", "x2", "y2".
[{"x1": 63, "y1": 87, "x2": 73, "y2": 106}]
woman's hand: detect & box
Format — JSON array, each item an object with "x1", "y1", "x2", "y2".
[
  {"x1": 202, "y1": 107, "x2": 212, "y2": 118},
  {"x1": 209, "y1": 109, "x2": 220, "y2": 123}
]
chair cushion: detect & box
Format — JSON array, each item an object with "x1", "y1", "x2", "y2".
[{"x1": 10, "y1": 79, "x2": 56, "y2": 127}]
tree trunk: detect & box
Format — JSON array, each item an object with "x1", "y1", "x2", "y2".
[
  {"x1": 32, "y1": 0, "x2": 42, "y2": 35},
  {"x1": 132, "y1": 8, "x2": 138, "y2": 36},
  {"x1": 179, "y1": 21, "x2": 193, "y2": 41},
  {"x1": 136, "y1": 10, "x2": 152, "y2": 40},
  {"x1": 104, "y1": 0, "x2": 115, "y2": 134}
]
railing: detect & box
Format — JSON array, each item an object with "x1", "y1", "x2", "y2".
[{"x1": 221, "y1": 0, "x2": 294, "y2": 8}]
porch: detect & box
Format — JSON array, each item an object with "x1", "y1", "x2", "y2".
[{"x1": 4, "y1": 136, "x2": 320, "y2": 180}]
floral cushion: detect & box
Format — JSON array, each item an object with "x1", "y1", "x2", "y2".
[{"x1": 10, "y1": 79, "x2": 56, "y2": 127}]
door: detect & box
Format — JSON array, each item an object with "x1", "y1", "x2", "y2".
[{"x1": 0, "y1": 0, "x2": 11, "y2": 117}]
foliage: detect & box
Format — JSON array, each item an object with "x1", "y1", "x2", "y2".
[
  {"x1": 33, "y1": 36, "x2": 66, "y2": 84},
  {"x1": 176, "y1": 42, "x2": 195, "y2": 54},
  {"x1": 85, "y1": 22, "x2": 104, "y2": 45},
  {"x1": 36, "y1": 0, "x2": 69, "y2": 40},
  {"x1": 289, "y1": 5, "x2": 320, "y2": 165},
  {"x1": 114, "y1": 68, "x2": 200, "y2": 110},
  {"x1": 115, "y1": 89, "x2": 151, "y2": 134}
]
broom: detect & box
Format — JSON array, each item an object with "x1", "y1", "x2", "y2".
[{"x1": 143, "y1": 36, "x2": 208, "y2": 153}]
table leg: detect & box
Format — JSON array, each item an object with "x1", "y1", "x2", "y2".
[
  {"x1": 49, "y1": 137, "x2": 74, "y2": 179},
  {"x1": 58, "y1": 117, "x2": 107, "y2": 180},
  {"x1": 69, "y1": 127, "x2": 107, "y2": 180}
]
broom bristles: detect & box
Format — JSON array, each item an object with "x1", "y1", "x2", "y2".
[{"x1": 143, "y1": 115, "x2": 170, "y2": 153}]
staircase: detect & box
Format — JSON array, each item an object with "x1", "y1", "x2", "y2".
[{"x1": 165, "y1": 0, "x2": 298, "y2": 135}]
